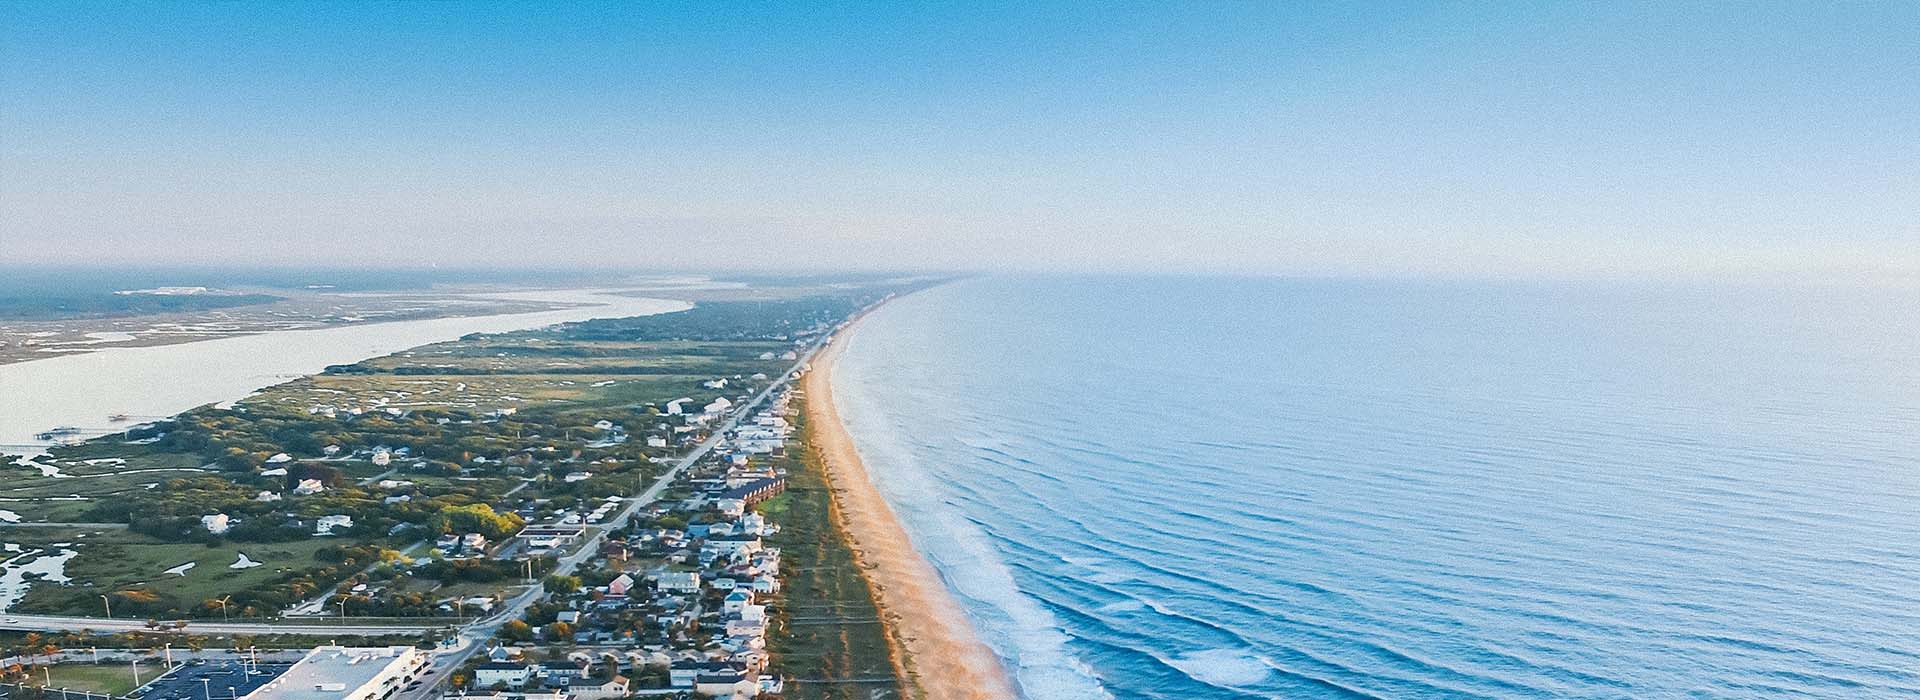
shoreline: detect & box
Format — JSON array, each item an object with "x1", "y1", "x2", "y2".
[{"x1": 801, "y1": 307, "x2": 1020, "y2": 700}]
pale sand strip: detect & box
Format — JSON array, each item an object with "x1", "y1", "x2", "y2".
[{"x1": 802, "y1": 314, "x2": 1020, "y2": 700}]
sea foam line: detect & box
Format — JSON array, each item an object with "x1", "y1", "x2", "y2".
[{"x1": 833, "y1": 332, "x2": 1112, "y2": 700}]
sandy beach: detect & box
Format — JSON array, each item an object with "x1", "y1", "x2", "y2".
[{"x1": 802, "y1": 314, "x2": 1020, "y2": 700}]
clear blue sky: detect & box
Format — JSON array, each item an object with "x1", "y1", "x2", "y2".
[{"x1": 3, "y1": 2, "x2": 1915, "y2": 279}]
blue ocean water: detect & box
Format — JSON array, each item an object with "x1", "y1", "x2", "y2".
[{"x1": 830, "y1": 276, "x2": 1920, "y2": 700}]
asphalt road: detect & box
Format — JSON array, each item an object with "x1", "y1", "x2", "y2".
[{"x1": 0, "y1": 613, "x2": 439, "y2": 636}]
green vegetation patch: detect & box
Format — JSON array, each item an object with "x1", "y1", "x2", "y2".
[{"x1": 766, "y1": 404, "x2": 905, "y2": 700}]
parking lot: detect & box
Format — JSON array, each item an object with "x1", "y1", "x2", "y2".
[{"x1": 134, "y1": 662, "x2": 292, "y2": 700}]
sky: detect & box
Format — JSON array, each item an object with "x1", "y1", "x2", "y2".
[{"x1": 2, "y1": 2, "x2": 1916, "y2": 280}]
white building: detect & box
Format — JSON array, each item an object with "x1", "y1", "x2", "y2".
[
  {"x1": 239, "y1": 646, "x2": 428, "y2": 700},
  {"x1": 654, "y1": 571, "x2": 701, "y2": 593},
  {"x1": 201, "y1": 513, "x2": 230, "y2": 534},
  {"x1": 293, "y1": 479, "x2": 326, "y2": 495},
  {"x1": 315, "y1": 514, "x2": 354, "y2": 536},
  {"x1": 473, "y1": 662, "x2": 534, "y2": 688}
]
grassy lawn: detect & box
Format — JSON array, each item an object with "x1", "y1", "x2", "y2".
[
  {"x1": 41, "y1": 663, "x2": 142, "y2": 695},
  {"x1": 14, "y1": 533, "x2": 341, "y2": 617},
  {"x1": 766, "y1": 406, "x2": 904, "y2": 700}
]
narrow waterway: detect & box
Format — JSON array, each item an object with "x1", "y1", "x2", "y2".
[{"x1": 0, "y1": 289, "x2": 687, "y2": 453}]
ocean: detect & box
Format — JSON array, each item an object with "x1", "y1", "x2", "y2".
[{"x1": 830, "y1": 276, "x2": 1920, "y2": 699}]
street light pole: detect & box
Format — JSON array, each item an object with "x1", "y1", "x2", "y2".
[{"x1": 100, "y1": 594, "x2": 111, "y2": 619}]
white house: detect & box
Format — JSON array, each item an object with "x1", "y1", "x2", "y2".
[
  {"x1": 371, "y1": 448, "x2": 393, "y2": 466},
  {"x1": 654, "y1": 571, "x2": 701, "y2": 594},
  {"x1": 474, "y1": 662, "x2": 534, "y2": 688},
  {"x1": 722, "y1": 590, "x2": 751, "y2": 615},
  {"x1": 703, "y1": 534, "x2": 762, "y2": 557},
  {"x1": 738, "y1": 603, "x2": 766, "y2": 624},
  {"x1": 669, "y1": 661, "x2": 748, "y2": 689},
  {"x1": 315, "y1": 514, "x2": 354, "y2": 536},
  {"x1": 569, "y1": 674, "x2": 630, "y2": 700},
  {"x1": 201, "y1": 513, "x2": 230, "y2": 534},
  {"x1": 695, "y1": 671, "x2": 757, "y2": 698},
  {"x1": 266, "y1": 453, "x2": 293, "y2": 464},
  {"x1": 294, "y1": 479, "x2": 326, "y2": 495}
]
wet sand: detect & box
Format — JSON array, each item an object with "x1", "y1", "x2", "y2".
[{"x1": 803, "y1": 315, "x2": 1019, "y2": 700}]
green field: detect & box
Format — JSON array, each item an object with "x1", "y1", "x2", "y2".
[
  {"x1": 15, "y1": 533, "x2": 340, "y2": 618},
  {"x1": 39, "y1": 663, "x2": 143, "y2": 695}
]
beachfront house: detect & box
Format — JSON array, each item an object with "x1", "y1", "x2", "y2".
[{"x1": 669, "y1": 661, "x2": 749, "y2": 688}]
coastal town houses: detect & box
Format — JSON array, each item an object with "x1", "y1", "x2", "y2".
[{"x1": 455, "y1": 384, "x2": 819, "y2": 700}]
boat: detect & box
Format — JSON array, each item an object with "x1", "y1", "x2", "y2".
[
  {"x1": 33, "y1": 426, "x2": 81, "y2": 440},
  {"x1": 109, "y1": 413, "x2": 131, "y2": 422}
]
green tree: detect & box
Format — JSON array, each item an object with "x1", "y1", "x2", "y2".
[
  {"x1": 543, "y1": 574, "x2": 581, "y2": 595},
  {"x1": 500, "y1": 619, "x2": 534, "y2": 643},
  {"x1": 428, "y1": 503, "x2": 524, "y2": 540}
]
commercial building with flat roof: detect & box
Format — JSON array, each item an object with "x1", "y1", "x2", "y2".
[{"x1": 240, "y1": 646, "x2": 430, "y2": 700}]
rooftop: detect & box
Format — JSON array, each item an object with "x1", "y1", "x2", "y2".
[{"x1": 241, "y1": 646, "x2": 422, "y2": 700}]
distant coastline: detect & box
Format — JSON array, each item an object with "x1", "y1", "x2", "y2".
[{"x1": 801, "y1": 304, "x2": 1019, "y2": 700}]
